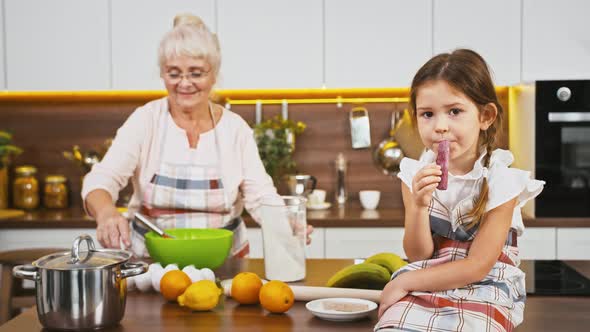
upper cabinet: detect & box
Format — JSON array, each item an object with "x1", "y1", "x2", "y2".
[
  {"x1": 433, "y1": 0, "x2": 521, "y2": 86},
  {"x1": 0, "y1": 0, "x2": 5, "y2": 90},
  {"x1": 217, "y1": 0, "x2": 323, "y2": 89},
  {"x1": 4, "y1": 0, "x2": 110, "y2": 90},
  {"x1": 111, "y1": 0, "x2": 215, "y2": 90},
  {"x1": 325, "y1": 0, "x2": 432, "y2": 88},
  {"x1": 522, "y1": 0, "x2": 590, "y2": 81}
]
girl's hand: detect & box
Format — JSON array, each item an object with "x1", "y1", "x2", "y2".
[
  {"x1": 411, "y1": 164, "x2": 442, "y2": 208},
  {"x1": 96, "y1": 207, "x2": 130, "y2": 249},
  {"x1": 378, "y1": 279, "x2": 409, "y2": 319}
]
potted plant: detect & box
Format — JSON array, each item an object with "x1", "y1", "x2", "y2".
[
  {"x1": 253, "y1": 116, "x2": 306, "y2": 185},
  {"x1": 0, "y1": 131, "x2": 23, "y2": 209}
]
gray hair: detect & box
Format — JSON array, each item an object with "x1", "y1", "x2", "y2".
[{"x1": 158, "y1": 14, "x2": 221, "y2": 79}]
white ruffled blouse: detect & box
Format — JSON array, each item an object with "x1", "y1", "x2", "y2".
[{"x1": 397, "y1": 149, "x2": 545, "y2": 236}]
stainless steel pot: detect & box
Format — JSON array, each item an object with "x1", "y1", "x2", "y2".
[{"x1": 12, "y1": 234, "x2": 147, "y2": 331}]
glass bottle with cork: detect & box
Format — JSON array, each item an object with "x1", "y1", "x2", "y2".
[{"x1": 334, "y1": 153, "x2": 348, "y2": 206}]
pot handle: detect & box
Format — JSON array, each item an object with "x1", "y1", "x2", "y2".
[
  {"x1": 13, "y1": 264, "x2": 38, "y2": 281},
  {"x1": 71, "y1": 234, "x2": 96, "y2": 264},
  {"x1": 119, "y1": 261, "x2": 148, "y2": 279}
]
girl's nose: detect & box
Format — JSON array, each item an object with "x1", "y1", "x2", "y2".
[{"x1": 434, "y1": 118, "x2": 449, "y2": 134}]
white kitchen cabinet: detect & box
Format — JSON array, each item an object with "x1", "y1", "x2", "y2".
[
  {"x1": 247, "y1": 228, "x2": 264, "y2": 258},
  {"x1": 4, "y1": 0, "x2": 110, "y2": 90},
  {"x1": 247, "y1": 227, "x2": 325, "y2": 259},
  {"x1": 325, "y1": 227, "x2": 405, "y2": 259},
  {"x1": 306, "y1": 227, "x2": 325, "y2": 258},
  {"x1": 111, "y1": 0, "x2": 216, "y2": 90},
  {"x1": 0, "y1": 0, "x2": 5, "y2": 90},
  {"x1": 433, "y1": 0, "x2": 521, "y2": 86},
  {"x1": 0, "y1": 228, "x2": 99, "y2": 251},
  {"x1": 518, "y1": 227, "x2": 556, "y2": 260},
  {"x1": 325, "y1": 0, "x2": 432, "y2": 88},
  {"x1": 217, "y1": 0, "x2": 323, "y2": 89},
  {"x1": 522, "y1": 0, "x2": 590, "y2": 81},
  {"x1": 557, "y1": 228, "x2": 590, "y2": 260}
]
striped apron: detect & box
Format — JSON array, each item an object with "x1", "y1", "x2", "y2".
[
  {"x1": 130, "y1": 102, "x2": 249, "y2": 259},
  {"x1": 375, "y1": 194, "x2": 526, "y2": 332}
]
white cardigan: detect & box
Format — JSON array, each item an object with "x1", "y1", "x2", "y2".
[{"x1": 81, "y1": 97, "x2": 279, "y2": 223}]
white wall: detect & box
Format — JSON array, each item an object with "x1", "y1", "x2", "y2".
[
  {"x1": 111, "y1": 0, "x2": 216, "y2": 90},
  {"x1": 433, "y1": 0, "x2": 521, "y2": 86},
  {"x1": 325, "y1": 0, "x2": 432, "y2": 88},
  {"x1": 0, "y1": 0, "x2": 5, "y2": 90},
  {"x1": 2, "y1": 0, "x2": 590, "y2": 90},
  {"x1": 4, "y1": 0, "x2": 111, "y2": 90},
  {"x1": 522, "y1": 0, "x2": 590, "y2": 81},
  {"x1": 217, "y1": 0, "x2": 323, "y2": 89}
]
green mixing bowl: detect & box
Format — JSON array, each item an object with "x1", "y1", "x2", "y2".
[{"x1": 144, "y1": 228, "x2": 233, "y2": 269}]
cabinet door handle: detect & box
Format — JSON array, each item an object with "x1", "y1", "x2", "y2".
[{"x1": 548, "y1": 112, "x2": 590, "y2": 122}]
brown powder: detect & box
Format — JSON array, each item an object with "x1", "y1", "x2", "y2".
[{"x1": 322, "y1": 301, "x2": 369, "y2": 312}]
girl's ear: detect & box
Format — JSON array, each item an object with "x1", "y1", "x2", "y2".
[{"x1": 479, "y1": 103, "x2": 498, "y2": 130}]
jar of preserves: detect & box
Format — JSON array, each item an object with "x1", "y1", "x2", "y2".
[
  {"x1": 44, "y1": 175, "x2": 69, "y2": 209},
  {"x1": 13, "y1": 166, "x2": 39, "y2": 210}
]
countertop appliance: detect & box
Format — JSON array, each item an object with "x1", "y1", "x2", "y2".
[
  {"x1": 535, "y1": 80, "x2": 590, "y2": 217},
  {"x1": 522, "y1": 260, "x2": 590, "y2": 296}
]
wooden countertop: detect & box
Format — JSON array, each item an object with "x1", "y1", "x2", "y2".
[
  {"x1": 0, "y1": 206, "x2": 589, "y2": 229},
  {"x1": 1, "y1": 258, "x2": 590, "y2": 331}
]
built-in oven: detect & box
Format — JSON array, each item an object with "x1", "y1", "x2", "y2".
[{"x1": 536, "y1": 80, "x2": 590, "y2": 217}]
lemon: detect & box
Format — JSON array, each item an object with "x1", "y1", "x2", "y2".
[{"x1": 177, "y1": 280, "x2": 222, "y2": 311}]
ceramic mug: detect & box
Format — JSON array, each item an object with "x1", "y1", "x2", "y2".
[
  {"x1": 308, "y1": 189, "x2": 326, "y2": 206},
  {"x1": 359, "y1": 190, "x2": 380, "y2": 210}
]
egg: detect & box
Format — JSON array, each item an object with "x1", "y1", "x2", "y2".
[
  {"x1": 164, "y1": 264, "x2": 179, "y2": 272},
  {"x1": 151, "y1": 263, "x2": 179, "y2": 292},
  {"x1": 134, "y1": 265, "x2": 154, "y2": 292},
  {"x1": 182, "y1": 264, "x2": 196, "y2": 274},
  {"x1": 200, "y1": 268, "x2": 215, "y2": 282},
  {"x1": 182, "y1": 265, "x2": 204, "y2": 283},
  {"x1": 149, "y1": 263, "x2": 165, "y2": 292}
]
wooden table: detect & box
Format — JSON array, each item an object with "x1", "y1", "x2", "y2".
[{"x1": 1, "y1": 259, "x2": 590, "y2": 331}]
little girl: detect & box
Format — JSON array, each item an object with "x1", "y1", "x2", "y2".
[{"x1": 375, "y1": 49, "x2": 544, "y2": 332}]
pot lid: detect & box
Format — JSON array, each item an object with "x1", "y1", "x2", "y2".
[{"x1": 33, "y1": 235, "x2": 131, "y2": 270}]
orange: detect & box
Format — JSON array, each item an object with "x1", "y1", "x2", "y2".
[
  {"x1": 259, "y1": 280, "x2": 294, "y2": 314},
  {"x1": 231, "y1": 272, "x2": 263, "y2": 304},
  {"x1": 160, "y1": 270, "x2": 192, "y2": 302}
]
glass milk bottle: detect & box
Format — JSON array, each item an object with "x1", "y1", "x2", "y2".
[{"x1": 259, "y1": 196, "x2": 307, "y2": 282}]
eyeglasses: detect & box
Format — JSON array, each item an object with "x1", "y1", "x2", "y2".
[{"x1": 164, "y1": 70, "x2": 210, "y2": 84}]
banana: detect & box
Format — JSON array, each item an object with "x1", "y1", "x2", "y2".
[
  {"x1": 364, "y1": 252, "x2": 408, "y2": 275},
  {"x1": 326, "y1": 262, "x2": 391, "y2": 290}
]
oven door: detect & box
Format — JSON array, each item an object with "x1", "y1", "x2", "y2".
[{"x1": 536, "y1": 114, "x2": 590, "y2": 217}]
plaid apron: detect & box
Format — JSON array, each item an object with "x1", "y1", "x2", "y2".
[
  {"x1": 130, "y1": 102, "x2": 249, "y2": 258},
  {"x1": 375, "y1": 193, "x2": 526, "y2": 332}
]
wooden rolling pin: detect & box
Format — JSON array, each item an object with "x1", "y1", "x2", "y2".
[{"x1": 221, "y1": 279, "x2": 382, "y2": 303}]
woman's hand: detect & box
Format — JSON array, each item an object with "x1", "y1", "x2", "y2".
[
  {"x1": 96, "y1": 206, "x2": 130, "y2": 249},
  {"x1": 306, "y1": 224, "x2": 314, "y2": 245},
  {"x1": 378, "y1": 278, "x2": 409, "y2": 319},
  {"x1": 411, "y1": 163, "x2": 442, "y2": 208}
]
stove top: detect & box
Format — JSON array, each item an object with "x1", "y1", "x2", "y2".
[{"x1": 521, "y1": 260, "x2": 590, "y2": 296}]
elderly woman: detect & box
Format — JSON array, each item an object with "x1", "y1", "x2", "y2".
[{"x1": 82, "y1": 14, "x2": 312, "y2": 258}]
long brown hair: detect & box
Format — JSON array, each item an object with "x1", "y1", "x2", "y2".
[{"x1": 409, "y1": 49, "x2": 503, "y2": 228}]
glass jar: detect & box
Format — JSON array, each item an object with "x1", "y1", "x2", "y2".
[
  {"x1": 44, "y1": 175, "x2": 69, "y2": 209},
  {"x1": 13, "y1": 166, "x2": 39, "y2": 210}
]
